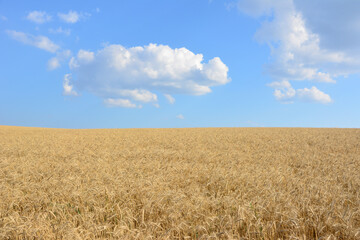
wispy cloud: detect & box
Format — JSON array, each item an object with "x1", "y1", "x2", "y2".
[
  {"x1": 58, "y1": 10, "x2": 90, "y2": 23},
  {"x1": 176, "y1": 114, "x2": 184, "y2": 120},
  {"x1": 0, "y1": 15, "x2": 7, "y2": 21},
  {"x1": 47, "y1": 50, "x2": 72, "y2": 70},
  {"x1": 6, "y1": 30, "x2": 59, "y2": 53},
  {"x1": 47, "y1": 57, "x2": 60, "y2": 70},
  {"x1": 104, "y1": 98, "x2": 140, "y2": 108},
  {"x1": 26, "y1": 11, "x2": 52, "y2": 24},
  {"x1": 164, "y1": 94, "x2": 175, "y2": 104},
  {"x1": 49, "y1": 27, "x2": 71, "y2": 36}
]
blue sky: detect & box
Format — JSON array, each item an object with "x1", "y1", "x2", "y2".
[{"x1": 1, "y1": 0, "x2": 360, "y2": 128}]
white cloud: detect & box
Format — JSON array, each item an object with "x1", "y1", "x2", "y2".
[
  {"x1": 0, "y1": 15, "x2": 7, "y2": 21},
  {"x1": 49, "y1": 27, "x2": 71, "y2": 36},
  {"x1": 67, "y1": 43, "x2": 230, "y2": 108},
  {"x1": 104, "y1": 98, "x2": 139, "y2": 108},
  {"x1": 47, "y1": 57, "x2": 60, "y2": 70},
  {"x1": 294, "y1": 1, "x2": 360, "y2": 55},
  {"x1": 268, "y1": 81, "x2": 332, "y2": 104},
  {"x1": 297, "y1": 86, "x2": 332, "y2": 104},
  {"x1": 245, "y1": 0, "x2": 346, "y2": 82},
  {"x1": 63, "y1": 74, "x2": 78, "y2": 96},
  {"x1": 77, "y1": 49, "x2": 94, "y2": 63},
  {"x1": 26, "y1": 11, "x2": 52, "y2": 24},
  {"x1": 47, "y1": 50, "x2": 72, "y2": 70},
  {"x1": 176, "y1": 114, "x2": 184, "y2": 120},
  {"x1": 60, "y1": 49, "x2": 72, "y2": 58},
  {"x1": 116, "y1": 89, "x2": 157, "y2": 103},
  {"x1": 268, "y1": 81, "x2": 296, "y2": 102},
  {"x1": 58, "y1": 11, "x2": 79, "y2": 23},
  {"x1": 58, "y1": 10, "x2": 90, "y2": 23},
  {"x1": 164, "y1": 94, "x2": 175, "y2": 104},
  {"x1": 6, "y1": 30, "x2": 59, "y2": 53},
  {"x1": 237, "y1": 0, "x2": 360, "y2": 103}
]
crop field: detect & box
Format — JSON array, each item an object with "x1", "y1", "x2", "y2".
[{"x1": 0, "y1": 126, "x2": 359, "y2": 239}]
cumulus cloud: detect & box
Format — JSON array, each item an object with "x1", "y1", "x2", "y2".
[
  {"x1": 237, "y1": 0, "x2": 360, "y2": 103},
  {"x1": 268, "y1": 81, "x2": 296, "y2": 102},
  {"x1": 66, "y1": 43, "x2": 230, "y2": 107},
  {"x1": 26, "y1": 11, "x2": 52, "y2": 24},
  {"x1": 63, "y1": 74, "x2": 78, "y2": 96},
  {"x1": 6, "y1": 30, "x2": 59, "y2": 53},
  {"x1": 76, "y1": 49, "x2": 94, "y2": 63},
  {"x1": 58, "y1": 10, "x2": 89, "y2": 23},
  {"x1": 164, "y1": 94, "x2": 175, "y2": 104},
  {"x1": 297, "y1": 86, "x2": 332, "y2": 104},
  {"x1": 49, "y1": 27, "x2": 71, "y2": 36},
  {"x1": 268, "y1": 81, "x2": 332, "y2": 104}
]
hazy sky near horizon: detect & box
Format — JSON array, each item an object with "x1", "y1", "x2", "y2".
[{"x1": 1, "y1": 0, "x2": 360, "y2": 128}]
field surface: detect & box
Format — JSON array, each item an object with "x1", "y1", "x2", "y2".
[{"x1": 0, "y1": 126, "x2": 359, "y2": 239}]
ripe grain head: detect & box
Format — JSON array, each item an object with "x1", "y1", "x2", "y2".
[{"x1": 0, "y1": 126, "x2": 359, "y2": 239}]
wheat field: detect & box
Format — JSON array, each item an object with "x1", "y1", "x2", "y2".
[{"x1": 0, "y1": 126, "x2": 359, "y2": 239}]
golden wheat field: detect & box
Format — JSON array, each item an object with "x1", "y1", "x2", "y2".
[{"x1": 0, "y1": 126, "x2": 359, "y2": 239}]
